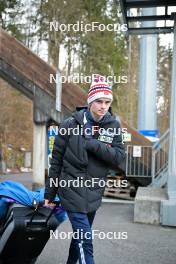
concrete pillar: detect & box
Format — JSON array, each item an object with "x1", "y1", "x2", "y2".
[
  {"x1": 32, "y1": 122, "x2": 47, "y2": 189},
  {"x1": 161, "y1": 14, "x2": 176, "y2": 226},
  {"x1": 138, "y1": 8, "x2": 157, "y2": 130}
]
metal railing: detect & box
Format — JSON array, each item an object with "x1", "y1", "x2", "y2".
[
  {"x1": 126, "y1": 145, "x2": 152, "y2": 177},
  {"x1": 151, "y1": 129, "x2": 169, "y2": 184},
  {"x1": 125, "y1": 129, "x2": 169, "y2": 185}
]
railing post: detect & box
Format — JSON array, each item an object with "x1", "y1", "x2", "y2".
[{"x1": 151, "y1": 148, "x2": 155, "y2": 182}]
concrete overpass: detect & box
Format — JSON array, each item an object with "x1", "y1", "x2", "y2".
[{"x1": 0, "y1": 28, "x2": 87, "y2": 188}]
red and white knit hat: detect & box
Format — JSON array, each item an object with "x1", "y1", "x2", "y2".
[{"x1": 87, "y1": 74, "x2": 113, "y2": 105}]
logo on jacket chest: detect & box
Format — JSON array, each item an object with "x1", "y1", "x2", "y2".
[
  {"x1": 97, "y1": 129, "x2": 115, "y2": 143},
  {"x1": 98, "y1": 135, "x2": 114, "y2": 143}
]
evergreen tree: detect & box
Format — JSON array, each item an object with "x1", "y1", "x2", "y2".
[
  {"x1": 0, "y1": 0, "x2": 25, "y2": 41},
  {"x1": 157, "y1": 43, "x2": 172, "y2": 135}
]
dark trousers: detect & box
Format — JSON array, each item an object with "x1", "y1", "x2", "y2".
[{"x1": 66, "y1": 211, "x2": 96, "y2": 264}]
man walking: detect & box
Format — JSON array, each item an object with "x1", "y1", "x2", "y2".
[{"x1": 44, "y1": 74, "x2": 126, "y2": 264}]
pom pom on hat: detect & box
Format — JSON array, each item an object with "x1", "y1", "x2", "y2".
[{"x1": 87, "y1": 74, "x2": 113, "y2": 105}]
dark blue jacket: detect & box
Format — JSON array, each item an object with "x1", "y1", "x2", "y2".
[{"x1": 44, "y1": 107, "x2": 125, "y2": 213}]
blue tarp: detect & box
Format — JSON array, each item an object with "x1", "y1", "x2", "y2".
[{"x1": 0, "y1": 180, "x2": 68, "y2": 224}]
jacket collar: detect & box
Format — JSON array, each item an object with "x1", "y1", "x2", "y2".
[{"x1": 72, "y1": 106, "x2": 115, "y2": 125}]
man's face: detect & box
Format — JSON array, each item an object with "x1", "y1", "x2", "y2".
[{"x1": 90, "y1": 98, "x2": 112, "y2": 119}]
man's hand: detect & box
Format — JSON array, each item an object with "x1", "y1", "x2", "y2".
[
  {"x1": 85, "y1": 138, "x2": 98, "y2": 151},
  {"x1": 44, "y1": 199, "x2": 56, "y2": 207}
]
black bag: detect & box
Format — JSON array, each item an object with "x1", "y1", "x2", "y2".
[{"x1": 0, "y1": 203, "x2": 59, "y2": 264}]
